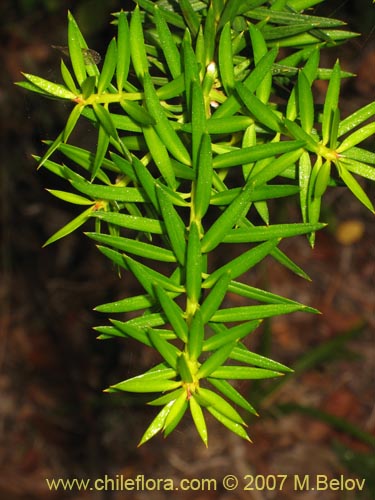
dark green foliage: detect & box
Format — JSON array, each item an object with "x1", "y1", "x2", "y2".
[{"x1": 17, "y1": 0, "x2": 374, "y2": 446}]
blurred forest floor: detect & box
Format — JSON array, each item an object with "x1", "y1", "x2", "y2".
[{"x1": 0, "y1": 1, "x2": 374, "y2": 499}]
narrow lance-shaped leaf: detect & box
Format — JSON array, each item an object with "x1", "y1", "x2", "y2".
[
  {"x1": 230, "y1": 345, "x2": 293, "y2": 373},
  {"x1": 142, "y1": 125, "x2": 176, "y2": 189},
  {"x1": 209, "y1": 366, "x2": 284, "y2": 380},
  {"x1": 338, "y1": 101, "x2": 375, "y2": 138},
  {"x1": 251, "y1": 148, "x2": 305, "y2": 187},
  {"x1": 63, "y1": 103, "x2": 84, "y2": 142},
  {"x1": 148, "y1": 330, "x2": 181, "y2": 369},
  {"x1": 222, "y1": 222, "x2": 326, "y2": 243},
  {"x1": 67, "y1": 11, "x2": 87, "y2": 86},
  {"x1": 47, "y1": 189, "x2": 93, "y2": 205},
  {"x1": 211, "y1": 303, "x2": 310, "y2": 323},
  {"x1": 188, "y1": 310, "x2": 204, "y2": 360},
  {"x1": 86, "y1": 232, "x2": 176, "y2": 262},
  {"x1": 189, "y1": 396, "x2": 208, "y2": 446},
  {"x1": 337, "y1": 122, "x2": 375, "y2": 153},
  {"x1": 299, "y1": 151, "x2": 312, "y2": 223},
  {"x1": 203, "y1": 239, "x2": 280, "y2": 288},
  {"x1": 97, "y1": 38, "x2": 117, "y2": 94},
  {"x1": 213, "y1": 47, "x2": 278, "y2": 119},
  {"x1": 313, "y1": 160, "x2": 331, "y2": 198},
  {"x1": 143, "y1": 72, "x2": 191, "y2": 166},
  {"x1": 109, "y1": 375, "x2": 181, "y2": 393},
  {"x1": 199, "y1": 272, "x2": 232, "y2": 324},
  {"x1": 207, "y1": 406, "x2": 251, "y2": 442},
  {"x1": 60, "y1": 58, "x2": 79, "y2": 94},
  {"x1": 322, "y1": 60, "x2": 341, "y2": 146},
  {"x1": 91, "y1": 210, "x2": 163, "y2": 234},
  {"x1": 154, "y1": 284, "x2": 188, "y2": 342},
  {"x1": 203, "y1": 321, "x2": 259, "y2": 352},
  {"x1": 20, "y1": 73, "x2": 76, "y2": 100},
  {"x1": 179, "y1": 0, "x2": 200, "y2": 37},
  {"x1": 92, "y1": 102, "x2": 119, "y2": 141},
  {"x1": 81, "y1": 76, "x2": 96, "y2": 99},
  {"x1": 91, "y1": 122, "x2": 109, "y2": 181},
  {"x1": 201, "y1": 182, "x2": 254, "y2": 253},
  {"x1": 203, "y1": 2, "x2": 216, "y2": 66},
  {"x1": 195, "y1": 387, "x2": 246, "y2": 425},
  {"x1": 116, "y1": 11, "x2": 130, "y2": 90},
  {"x1": 186, "y1": 221, "x2": 202, "y2": 306},
  {"x1": 129, "y1": 5, "x2": 148, "y2": 81},
  {"x1": 336, "y1": 162, "x2": 374, "y2": 213},
  {"x1": 138, "y1": 401, "x2": 174, "y2": 446},
  {"x1": 194, "y1": 133, "x2": 213, "y2": 220},
  {"x1": 191, "y1": 79, "x2": 207, "y2": 170},
  {"x1": 213, "y1": 140, "x2": 304, "y2": 170},
  {"x1": 148, "y1": 388, "x2": 184, "y2": 406},
  {"x1": 182, "y1": 30, "x2": 200, "y2": 115},
  {"x1": 177, "y1": 352, "x2": 195, "y2": 383},
  {"x1": 297, "y1": 70, "x2": 314, "y2": 133},
  {"x1": 208, "y1": 377, "x2": 258, "y2": 415},
  {"x1": 163, "y1": 391, "x2": 189, "y2": 437},
  {"x1": 219, "y1": 22, "x2": 235, "y2": 95},
  {"x1": 242, "y1": 124, "x2": 256, "y2": 180},
  {"x1": 249, "y1": 23, "x2": 271, "y2": 104},
  {"x1": 156, "y1": 185, "x2": 186, "y2": 265},
  {"x1": 43, "y1": 205, "x2": 94, "y2": 247},
  {"x1": 154, "y1": 6, "x2": 181, "y2": 79},
  {"x1": 235, "y1": 82, "x2": 282, "y2": 132},
  {"x1": 197, "y1": 342, "x2": 237, "y2": 379}
]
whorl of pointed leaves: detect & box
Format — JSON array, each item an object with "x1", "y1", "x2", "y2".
[{"x1": 17, "y1": 0, "x2": 374, "y2": 446}]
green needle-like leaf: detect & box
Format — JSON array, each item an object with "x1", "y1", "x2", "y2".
[
  {"x1": 209, "y1": 366, "x2": 284, "y2": 380},
  {"x1": 188, "y1": 310, "x2": 204, "y2": 360},
  {"x1": 203, "y1": 321, "x2": 259, "y2": 351},
  {"x1": 207, "y1": 406, "x2": 251, "y2": 441},
  {"x1": 154, "y1": 6, "x2": 181, "y2": 79},
  {"x1": 203, "y1": 239, "x2": 279, "y2": 288},
  {"x1": 219, "y1": 22, "x2": 235, "y2": 95},
  {"x1": 186, "y1": 221, "x2": 202, "y2": 305},
  {"x1": 108, "y1": 367, "x2": 179, "y2": 393},
  {"x1": 130, "y1": 5, "x2": 148, "y2": 81},
  {"x1": 322, "y1": 60, "x2": 341, "y2": 146},
  {"x1": 336, "y1": 162, "x2": 374, "y2": 212},
  {"x1": 86, "y1": 232, "x2": 176, "y2": 262},
  {"x1": 235, "y1": 82, "x2": 282, "y2": 132},
  {"x1": 197, "y1": 342, "x2": 237, "y2": 379},
  {"x1": 148, "y1": 330, "x2": 181, "y2": 369},
  {"x1": 143, "y1": 72, "x2": 191, "y2": 166},
  {"x1": 20, "y1": 0, "x2": 375, "y2": 446},
  {"x1": 43, "y1": 206, "x2": 93, "y2": 246},
  {"x1": 138, "y1": 401, "x2": 174, "y2": 446},
  {"x1": 20, "y1": 73, "x2": 76, "y2": 100},
  {"x1": 97, "y1": 38, "x2": 117, "y2": 94},
  {"x1": 189, "y1": 396, "x2": 208, "y2": 446},
  {"x1": 297, "y1": 70, "x2": 314, "y2": 133},
  {"x1": 116, "y1": 11, "x2": 130, "y2": 90},
  {"x1": 201, "y1": 183, "x2": 253, "y2": 253},
  {"x1": 154, "y1": 284, "x2": 188, "y2": 342},
  {"x1": 211, "y1": 303, "x2": 309, "y2": 323},
  {"x1": 67, "y1": 11, "x2": 87, "y2": 86},
  {"x1": 200, "y1": 272, "x2": 231, "y2": 324},
  {"x1": 156, "y1": 184, "x2": 187, "y2": 264},
  {"x1": 47, "y1": 189, "x2": 93, "y2": 205},
  {"x1": 195, "y1": 387, "x2": 245, "y2": 424},
  {"x1": 91, "y1": 210, "x2": 163, "y2": 234},
  {"x1": 163, "y1": 391, "x2": 189, "y2": 437},
  {"x1": 208, "y1": 378, "x2": 258, "y2": 415},
  {"x1": 194, "y1": 133, "x2": 213, "y2": 220}
]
